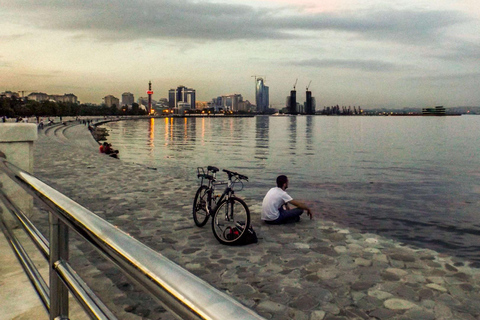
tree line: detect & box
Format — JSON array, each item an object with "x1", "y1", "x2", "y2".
[{"x1": 0, "y1": 96, "x2": 147, "y2": 118}]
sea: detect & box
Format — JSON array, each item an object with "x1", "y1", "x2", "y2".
[{"x1": 103, "y1": 115, "x2": 480, "y2": 266}]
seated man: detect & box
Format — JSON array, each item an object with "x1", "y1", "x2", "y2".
[{"x1": 262, "y1": 175, "x2": 313, "y2": 224}]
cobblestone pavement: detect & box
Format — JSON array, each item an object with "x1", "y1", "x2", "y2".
[{"x1": 32, "y1": 120, "x2": 480, "y2": 320}]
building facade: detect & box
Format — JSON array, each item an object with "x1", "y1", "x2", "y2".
[
  {"x1": 104, "y1": 95, "x2": 120, "y2": 108},
  {"x1": 1, "y1": 91, "x2": 20, "y2": 99},
  {"x1": 305, "y1": 91, "x2": 316, "y2": 115},
  {"x1": 121, "y1": 92, "x2": 135, "y2": 107},
  {"x1": 255, "y1": 78, "x2": 269, "y2": 113},
  {"x1": 286, "y1": 90, "x2": 297, "y2": 114},
  {"x1": 168, "y1": 86, "x2": 196, "y2": 110},
  {"x1": 27, "y1": 92, "x2": 78, "y2": 103}
]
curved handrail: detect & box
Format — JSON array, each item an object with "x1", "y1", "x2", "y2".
[{"x1": 0, "y1": 158, "x2": 264, "y2": 320}]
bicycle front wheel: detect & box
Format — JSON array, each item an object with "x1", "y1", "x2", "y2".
[
  {"x1": 212, "y1": 197, "x2": 250, "y2": 245},
  {"x1": 193, "y1": 186, "x2": 210, "y2": 227}
]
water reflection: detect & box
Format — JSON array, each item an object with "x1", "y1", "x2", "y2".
[
  {"x1": 305, "y1": 116, "x2": 313, "y2": 152},
  {"x1": 157, "y1": 117, "x2": 198, "y2": 153},
  {"x1": 147, "y1": 118, "x2": 155, "y2": 157},
  {"x1": 288, "y1": 117, "x2": 297, "y2": 160},
  {"x1": 255, "y1": 116, "x2": 269, "y2": 161}
]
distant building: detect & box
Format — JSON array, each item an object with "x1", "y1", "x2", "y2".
[
  {"x1": 104, "y1": 95, "x2": 120, "y2": 108},
  {"x1": 1, "y1": 91, "x2": 20, "y2": 99},
  {"x1": 121, "y1": 92, "x2": 135, "y2": 107},
  {"x1": 304, "y1": 90, "x2": 315, "y2": 115},
  {"x1": 238, "y1": 100, "x2": 253, "y2": 112},
  {"x1": 222, "y1": 94, "x2": 243, "y2": 112},
  {"x1": 27, "y1": 92, "x2": 49, "y2": 102},
  {"x1": 157, "y1": 98, "x2": 169, "y2": 108},
  {"x1": 211, "y1": 96, "x2": 223, "y2": 111},
  {"x1": 138, "y1": 96, "x2": 148, "y2": 107},
  {"x1": 169, "y1": 85, "x2": 196, "y2": 111},
  {"x1": 255, "y1": 78, "x2": 269, "y2": 113},
  {"x1": 422, "y1": 106, "x2": 446, "y2": 116},
  {"x1": 286, "y1": 90, "x2": 297, "y2": 114},
  {"x1": 27, "y1": 92, "x2": 77, "y2": 103},
  {"x1": 195, "y1": 101, "x2": 209, "y2": 110}
]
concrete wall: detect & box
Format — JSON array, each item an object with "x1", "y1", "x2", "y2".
[
  {"x1": 0, "y1": 123, "x2": 38, "y2": 228},
  {"x1": 0, "y1": 123, "x2": 38, "y2": 173}
]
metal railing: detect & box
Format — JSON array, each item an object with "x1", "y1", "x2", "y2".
[{"x1": 0, "y1": 155, "x2": 265, "y2": 320}]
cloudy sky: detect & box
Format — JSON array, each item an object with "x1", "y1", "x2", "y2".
[{"x1": 1, "y1": 0, "x2": 479, "y2": 109}]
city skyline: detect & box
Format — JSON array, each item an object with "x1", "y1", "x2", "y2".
[{"x1": 0, "y1": 0, "x2": 479, "y2": 109}]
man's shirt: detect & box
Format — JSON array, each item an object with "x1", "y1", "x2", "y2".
[{"x1": 261, "y1": 187, "x2": 293, "y2": 221}]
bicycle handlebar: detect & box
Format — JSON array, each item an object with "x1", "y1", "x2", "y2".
[{"x1": 223, "y1": 169, "x2": 248, "y2": 181}]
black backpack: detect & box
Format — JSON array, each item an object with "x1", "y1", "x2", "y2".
[{"x1": 224, "y1": 224, "x2": 258, "y2": 246}]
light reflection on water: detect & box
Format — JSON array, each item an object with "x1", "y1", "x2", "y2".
[{"x1": 104, "y1": 115, "x2": 480, "y2": 266}]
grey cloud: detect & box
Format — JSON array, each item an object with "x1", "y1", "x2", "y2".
[
  {"x1": 2, "y1": 0, "x2": 469, "y2": 44},
  {"x1": 292, "y1": 58, "x2": 400, "y2": 72},
  {"x1": 407, "y1": 72, "x2": 480, "y2": 81},
  {"x1": 0, "y1": 33, "x2": 33, "y2": 41},
  {"x1": 435, "y1": 41, "x2": 480, "y2": 61}
]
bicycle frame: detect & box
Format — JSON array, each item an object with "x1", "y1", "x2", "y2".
[{"x1": 196, "y1": 167, "x2": 237, "y2": 216}]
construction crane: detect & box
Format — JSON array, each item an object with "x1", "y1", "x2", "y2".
[
  {"x1": 251, "y1": 75, "x2": 266, "y2": 82},
  {"x1": 293, "y1": 78, "x2": 298, "y2": 90},
  {"x1": 306, "y1": 80, "x2": 312, "y2": 91}
]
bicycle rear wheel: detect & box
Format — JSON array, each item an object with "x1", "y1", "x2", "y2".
[
  {"x1": 193, "y1": 186, "x2": 210, "y2": 227},
  {"x1": 212, "y1": 197, "x2": 250, "y2": 245}
]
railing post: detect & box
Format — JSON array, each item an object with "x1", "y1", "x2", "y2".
[
  {"x1": 0, "y1": 123, "x2": 38, "y2": 229},
  {"x1": 49, "y1": 212, "x2": 69, "y2": 320}
]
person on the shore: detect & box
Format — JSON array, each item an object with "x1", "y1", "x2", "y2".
[
  {"x1": 109, "y1": 150, "x2": 119, "y2": 159},
  {"x1": 104, "y1": 143, "x2": 112, "y2": 154},
  {"x1": 99, "y1": 142, "x2": 106, "y2": 153},
  {"x1": 261, "y1": 175, "x2": 313, "y2": 224}
]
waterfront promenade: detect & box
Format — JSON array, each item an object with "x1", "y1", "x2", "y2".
[{"x1": 4, "y1": 119, "x2": 480, "y2": 319}]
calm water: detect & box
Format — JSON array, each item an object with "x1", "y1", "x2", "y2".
[{"x1": 104, "y1": 115, "x2": 480, "y2": 266}]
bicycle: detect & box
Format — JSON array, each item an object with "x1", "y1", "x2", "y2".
[{"x1": 193, "y1": 166, "x2": 251, "y2": 245}]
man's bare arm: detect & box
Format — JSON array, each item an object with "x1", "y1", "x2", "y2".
[{"x1": 288, "y1": 200, "x2": 313, "y2": 219}]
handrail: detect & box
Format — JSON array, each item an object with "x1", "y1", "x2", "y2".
[{"x1": 0, "y1": 157, "x2": 265, "y2": 320}]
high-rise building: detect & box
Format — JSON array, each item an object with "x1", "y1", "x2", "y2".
[
  {"x1": 305, "y1": 90, "x2": 316, "y2": 115},
  {"x1": 104, "y1": 95, "x2": 119, "y2": 108},
  {"x1": 221, "y1": 94, "x2": 243, "y2": 112},
  {"x1": 255, "y1": 78, "x2": 269, "y2": 113},
  {"x1": 169, "y1": 85, "x2": 196, "y2": 110},
  {"x1": 121, "y1": 92, "x2": 134, "y2": 107},
  {"x1": 287, "y1": 90, "x2": 297, "y2": 114}
]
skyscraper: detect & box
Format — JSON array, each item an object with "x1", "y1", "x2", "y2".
[
  {"x1": 255, "y1": 78, "x2": 269, "y2": 113},
  {"x1": 121, "y1": 92, "x2": 134, "y2": 107},
  {"x1": 169, "y1": 85, "x2": 196, "y2": 111},
  {"x1": 288, "y1": 90, "x2": 297, "y2": 114},
  {"x1": 305, "y1": 90, "x2": 316, "y2": 115}
]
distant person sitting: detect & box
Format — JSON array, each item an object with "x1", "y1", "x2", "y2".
[
  {"x1": 109, "y1": 150, "x2": 119, "y2": 159},
  {"x1": 104, "y1": 143, "x2": 112, "y2": 154},
  {"x1": 261, "y1": 175, "x2": 313, "y2": 224},
  {"x1": 99, "y1": 142, "x2": 107, "y2": 153}
]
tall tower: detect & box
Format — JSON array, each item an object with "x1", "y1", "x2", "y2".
[
  {"x1": 147, "y1": 81, "x2": 153, "y2": 114},
  {"x1": 255, "y1": 78, "x2": 269, "y2": 113},
  {"x1": 305, "y1": 90, "x2": 313, "y2": 115},
  {"x1": 289, "y1": 90, "x2": 297, "y2": 114}
]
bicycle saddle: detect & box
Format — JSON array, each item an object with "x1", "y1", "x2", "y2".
[{"x1": 207, "y1": 166, "x2": 219, "y2": 173}]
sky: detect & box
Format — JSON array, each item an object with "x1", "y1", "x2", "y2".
[{"x1": 0, "y1": 0, "x2": 479, "y2": 109}]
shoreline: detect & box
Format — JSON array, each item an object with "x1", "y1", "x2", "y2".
[{"x1": 25, "y1": 121, "x2": 480, "y2": 319}]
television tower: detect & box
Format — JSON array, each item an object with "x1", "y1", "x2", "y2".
[{"x1": 147, "y1": 81, "x2": 153, "y2": 114}]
